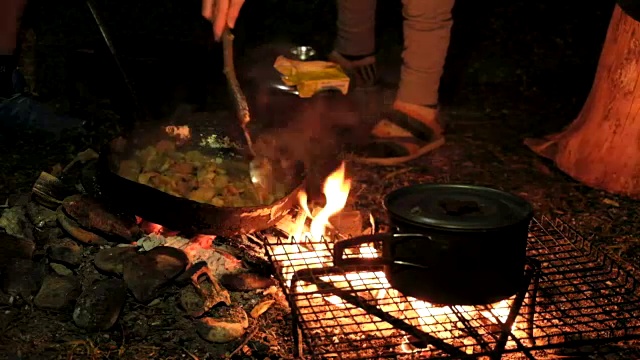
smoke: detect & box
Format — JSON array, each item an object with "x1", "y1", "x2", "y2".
[{"x1": 238, "y1": 42, "x2": 373, "y2": 200}]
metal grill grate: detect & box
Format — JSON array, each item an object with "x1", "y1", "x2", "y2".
[{"x1": 264, "y1": 216, "x2": 640, "y2": 359}]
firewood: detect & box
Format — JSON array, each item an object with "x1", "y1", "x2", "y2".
[
  {"x1": 329, "y1": 210, "x2": 363, "y2": 237},
  {"x1": 32, "y1": 172, "x2": 74, "y2": 209}
]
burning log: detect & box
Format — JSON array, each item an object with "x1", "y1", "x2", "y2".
[{"x1": 328, "y1": 210, "x2": 364, "y2": 237}]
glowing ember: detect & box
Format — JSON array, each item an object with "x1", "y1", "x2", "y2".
[{"x1": 138, "y1": 220, "x2": 179, "y2": 237}]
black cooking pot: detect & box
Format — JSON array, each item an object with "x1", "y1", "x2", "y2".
[{"x1": 333, "y1": 184, "x2": 534, "y2": 306}]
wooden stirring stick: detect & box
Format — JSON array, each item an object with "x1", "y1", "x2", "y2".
[
  {"x1": 221, "y1": 28, "x2": 255, "y2": 157},
  {"x1": 220, "y1": 28, "x2": 274, "y2": 203}
]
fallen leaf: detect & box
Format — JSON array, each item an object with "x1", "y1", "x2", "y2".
[{"x1": 250, "y1": 299, "x2": 275, "y2": 319}]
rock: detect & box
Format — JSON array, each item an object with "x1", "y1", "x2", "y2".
[
  {"x1": 34, "y1": 226, "x2": 64, "y2": 244},
  {"x1": 180, "y1": 274, "x2": 231, "y2": 318},
  {"x1": 123, "y1": 246, "x2": 188, "y2": 303},
  {"x1": 57, "y1": 206, "x2": 108, "y2": 245},
  {"x1": 50, "y1": 263, "x2": 73, "y2": 276},
  {"x1": 34, "y1": 274, "x2": 80, "y2": 310},
  {"x1": 46, "y1": 237, "x2": 83, "y2": 266},
  {"x1": 0, "y1": 232, "x2": 35, "y2": 264},
  {"x1": 0, "y1": 291, "x2": 12, "y2": 306},
  {"x1": 62, "y1": 195, "x2": 139, "y2": 242},
  {"x1": 197, "y1": 319, "x2": 246, "y2": 343},
  {"x1": 94, "y1": 246, "x2": 138, "y2": 275},
  {"x1": 8, "y1": 193, "x2": 31, "y2": 207},
  {"x1": 1, "y1": 258, "x2": 46, "y2": 298},
  {"x1": 0, "y1": 205, "x2": 34, "y2": 240},
  {"x1": 73, "y1": 278, "x2": 127, "y2": 331},
  {"x1": 220, "y1": 273, "x2": 276, "y2": 292},
  {"x1": 197, "y1": 306, "x2": 249, "y2": 343},
  {"x1": 26, "y1": 201, "x2": 57, "y2": 229}
]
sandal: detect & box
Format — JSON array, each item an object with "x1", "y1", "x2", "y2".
[{"x1": 348, "y1": 109, "x2": 445, "y2": 166}]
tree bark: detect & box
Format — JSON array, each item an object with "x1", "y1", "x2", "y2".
[{"x1": 525, "y1": 5, "x2": 640, "y2": 198}]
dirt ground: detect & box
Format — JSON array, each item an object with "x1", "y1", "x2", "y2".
[{"x1": 3, "y1": 0, "x2": 640, "y2": 359}]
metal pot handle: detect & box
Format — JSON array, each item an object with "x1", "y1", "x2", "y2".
[{"x1": 333, "y1": 233, "x2": 431, "y2": 268}]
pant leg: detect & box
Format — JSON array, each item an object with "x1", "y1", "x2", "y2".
[
  {"x1": 397, "y1": 0, "x2": 455, "y2": 107},
  {"x1": 0, "y1": 0, "x2": 27, "y2": 54},
  {"x1": 335, "y1": 0, "x2": 377, "y2": 56}
]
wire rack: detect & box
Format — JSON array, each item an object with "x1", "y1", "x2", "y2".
[{"x1": 264, "y1": 216, "x2": 640, "y2": 359}]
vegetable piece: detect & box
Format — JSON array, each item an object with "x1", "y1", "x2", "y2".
[
  {"x1": 189, "y1": 187, "x2": 216, "y2": 203},
  {"x1": 120, "y1": 139, "x2": 285, "y2": 207},
  {"x1": 118, "y1": 159, "x2": 141, "y2": 181},
  {"x1": 156, "y1": 140, "x2": 176, "y2": 153}
]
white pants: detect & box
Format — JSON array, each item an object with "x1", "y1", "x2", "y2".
[{"x1": 335, "y1": 0, "x2": 455, "y2": 106}]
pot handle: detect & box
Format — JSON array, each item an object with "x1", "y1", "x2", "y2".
[{"x1": 333, "y1": 233, "x2": 430, "y2": 268}]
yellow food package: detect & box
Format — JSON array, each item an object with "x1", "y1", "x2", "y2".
[{"x1": 273, "y1": 56, "x2": 350, "y2": 98}]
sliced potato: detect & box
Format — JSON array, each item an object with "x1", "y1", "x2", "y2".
[
  {"x1": 213, "y1": 175, "x2": 229, "y2": 189},
  {"x1": 138, "y1": 172, "x2": 159, "y2": 185},
  {"x1": 189, "y1": 187, "x2": 216, "y2": 203}
]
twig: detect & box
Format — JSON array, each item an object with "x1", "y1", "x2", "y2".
[
  {"x1": 226, "y1": 321, "x2": 260, "y2": 359},
  {"x1": 118, "y1": 323, "x2": 126, "y2": 357},
  {"x1": 182, "y1": 347, "x2": 200, "y2": 360},
  {"x1": 86, "y1": 0, "x2": 146, "y2": 121}
]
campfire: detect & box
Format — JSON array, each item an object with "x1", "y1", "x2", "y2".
[
  {"x1": 262, "y1": 162, "x2": 524, "y2": 358},
  {"x1": 261, "y1": 162, "x2": 640, "y2": 359},
  {"x1": 3, "y1": 149, "x2": 640, "y2": 359}
]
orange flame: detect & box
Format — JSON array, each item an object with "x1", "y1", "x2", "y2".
[
  {"x1": 294, "y1": 161, "x2": 352, "y2": 241},
  {"x1": 309, "y1": 162, "x2": 352, "y2": 240}
]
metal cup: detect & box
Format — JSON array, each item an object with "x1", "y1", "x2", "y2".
[{"x1": 290, "y1": 46, "x2": 317, "y2": 61}]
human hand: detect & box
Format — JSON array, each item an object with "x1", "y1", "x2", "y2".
[{"x1": 201, "y1": 0, "x2": 245, "y2": 41}]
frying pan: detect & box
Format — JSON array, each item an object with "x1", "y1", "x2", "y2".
[
  {"x1": 84, "y1": 3, "x2": 305, "y2": 236},
  {"x1": 93, "y1": 114, "x2": 305, "y2": 237}
]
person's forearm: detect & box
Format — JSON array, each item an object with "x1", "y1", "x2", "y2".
[{"x1": 0, "y1": 0, "x2": 27, "y2": 54}]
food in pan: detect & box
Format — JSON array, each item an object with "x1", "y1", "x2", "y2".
[{"x1": 117, "y1": 139, "x2": 286, "y2": 207}]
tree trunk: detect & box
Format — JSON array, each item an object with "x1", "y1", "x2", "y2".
[{"x1": 525, "y1": 5, "x2": 640, "y2": 199}]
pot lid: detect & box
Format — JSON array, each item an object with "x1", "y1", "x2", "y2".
[{"x1": 384, "y1": 184, "x2": 533, "y2": 230}]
